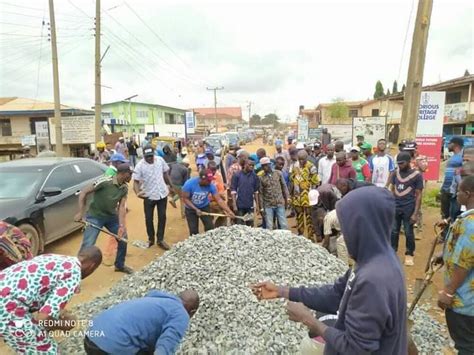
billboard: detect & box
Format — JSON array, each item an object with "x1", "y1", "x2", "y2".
[
  {"x1": 352, "y1": 116, "x2": 386, "y2": 147},
  {"x1": 320, "y1": 124, "x2": 352, "y2": 146},
  {"x1": 185, "y1": 111, "x2": 195, "y2": 134},
  {"x1": 49, "y1": 116, "x2": 95, "y2": 145},
  {"x1": 444, "y1": 102, "x2": 468, "y2": 123},
  {"x1": 297, "y1": 118, "x2": 308, "y2": 141},
  {"x1": 416, "y1": 91, "x2": 445, "y2": 180}
]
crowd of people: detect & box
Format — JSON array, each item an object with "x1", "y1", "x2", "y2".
[{"x1": 0, "y1": 133, "x2": 473, "y2": 354}]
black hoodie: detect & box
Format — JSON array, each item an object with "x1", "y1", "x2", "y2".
[{"x1": 289, "y1": 186, "x2": 407, "y2": 354}]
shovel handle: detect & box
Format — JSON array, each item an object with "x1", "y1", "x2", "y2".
[{"x1": 78, "y1": 221, "x2": 128, "y2": 243}]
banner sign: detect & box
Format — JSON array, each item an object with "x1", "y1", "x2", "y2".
[
  {"x1": 21, "y1": 135, "x2": 36, "y2": 146},
  {"x1": 444, "y1": 102, "x2": 468, "y2": 123},
  {"x1": 50, "y1": 116, "x2": 95, "y2": 144},
  {"x1": 352, "y1": 116, "x2": 386, "y2": 147},
  {"x1": 416, "y1": 92, "x2": 446, "y2": 181},
  {"x1": 185, "y1": 111, "x2": 195, "y2": 134},
  {"x1": 297, "y1": 118, "x2": 308, "y2": 141},
  {"x1": 308, "y1": 127, "x2": 322, "y2": 140}
]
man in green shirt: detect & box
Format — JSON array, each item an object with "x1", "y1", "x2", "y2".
[
  {"x1": 104, "y1": 153, "x2": 128, "y2": 177},
  {"x1": 75, "y1": 163, "x2": 133, "y2": 274}
]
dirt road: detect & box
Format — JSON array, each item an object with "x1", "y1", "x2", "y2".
[{"x1": 0, "y1": 139, "x2": 451, "y2": 353}]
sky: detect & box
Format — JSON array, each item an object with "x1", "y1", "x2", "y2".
[{"x1": 0, "y1": 0, "x2": 472, "y2": 122}]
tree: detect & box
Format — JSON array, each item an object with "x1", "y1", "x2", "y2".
[
  {"x1": 373, "y1": 80, "x2": 384, "y2": 99},
  {"x1": 327, "y1": 98, "x2": 349, "y2": 119},
  {"x1": 261, "y1": 113, "x2": 280, "y2": 127},
  {"x1": 249, "y1": 114, "x2": 261, "y2": 126},
  {"x1": 392, "y1": 80, "x2": 398, "y2": 93},
  {"x1": 386, "y1": 89, "x2": 391, "y2": 96},
  {"x1": 464, "y1": 69, "x2": 470, "y2": 76},
  {"x1": 401, "y1": 84, "x2": 406, "y2": 93}
]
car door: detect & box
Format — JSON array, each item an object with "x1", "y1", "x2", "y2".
[{"x1": 41, "y1": 164, "x2": 81, "y2": 243}]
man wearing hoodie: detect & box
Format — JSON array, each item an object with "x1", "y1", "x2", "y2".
[
  {"x1": 252, "y1": 186, "x2": 408, "y2": 355},
  {"x1": 85, "y1": 289, "x2": 199, "y2": 355}
]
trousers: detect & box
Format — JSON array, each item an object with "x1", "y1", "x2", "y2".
[
  {"x1": 143, "y1": 197, "x2": 167, "y2": 244},
  {"x1": 445, "y1": 309, "x2": 474, "y2": 355},
  {"x1": 390, "y1": 208, "x2": 415, "y2": 256},
  {"x1": 185, "y1": 206, "x2": 214, "y2": 236}
]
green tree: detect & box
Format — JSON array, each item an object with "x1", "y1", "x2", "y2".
[
  {"x1": 373, "y1": 80, "x2": 384, "y2": 99},
  {"x1": 464, "y1": 69, "x2": 470, "y2": 76},
  {"x1": 327, "y1": 98, "x2": 349, "y2": 119},
  {"x1": 392, "y1": 80, "x2": 398, "y2": 93},
  {"x1": 401, "y1": 84, "x2": 406, "y2": 92},
  {"x1": 261, "y1": 113, "x2": 280, "y2": 127},
  {"x1": 250, "y1": 114, "x2": 261, "y2": 126},
  {"x1": 386, "y1": 89, "x2": 391, "y2": 96}
]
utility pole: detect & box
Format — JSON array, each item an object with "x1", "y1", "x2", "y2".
[
  {"x1": 49, "y1": 0, "x2": 63, "y2": 156},
  {"x1": 247, "y1": 101, "x2": 252, "y2": 126},
  {"x1": 400, "y1": 0, "x2": 433, "y2": 141},
  {"x1": 207, "y1": 86, "x2": 224, "y2": 133},
  {"x1": 94, "y1": 0, "x2": 101, "y2": 143}
]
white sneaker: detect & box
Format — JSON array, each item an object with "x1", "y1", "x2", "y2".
[{"x1": 404, "y1": 255, "x2": 414, "y2": 266}]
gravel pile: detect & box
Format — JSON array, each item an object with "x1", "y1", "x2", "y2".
[
  {"x1": 60, "y1": 225, "x2": 449, "y2": 354},
  {"x1": 410, "y1": 305, "x2": 451, "y2": 355}
]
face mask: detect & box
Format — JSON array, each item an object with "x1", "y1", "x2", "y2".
[{"x1": 460, "y1": 205, "x2": 467, "y2": 212}]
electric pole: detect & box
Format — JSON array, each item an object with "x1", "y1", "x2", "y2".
[
  {"x1": 400, "y1": 0, "x2": 433, "y2": 141},
  {"x1": 48, "y1": 0, "x2": 63, "y2": 156},
  {"x1": 94, "y1": 0, "x2": 102, "y2": 142},
  {"x1": 247, "y1": 101, "x2": 252, "y2": 126},
  {"x1": 207, "y1": 86, "x2": 224, "y2": 133}
]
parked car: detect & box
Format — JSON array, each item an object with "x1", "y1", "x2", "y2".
[
  {"x1": 0, "y1": 158, "x2": 107, "y2": 255},
  {"x1": 203, "y1": 136, "x2": 224, "y2": 155},
  {"x1": 224, "y1": 132, "x2": 240, "y2": 147}
]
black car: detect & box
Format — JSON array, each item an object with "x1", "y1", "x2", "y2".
[{"x1": 0, "y1": 158, "x2": 107, "y2": 255}]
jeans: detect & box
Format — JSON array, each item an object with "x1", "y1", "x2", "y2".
[
  {"x1": 185, "y1": 205, "x2": 214, "y2": 236},
  {"x1": 129, "y1": 154, "x2": 138, "y2": 168},
  {"x1": 236, "y1": 208, "x2": 254, "y2": 227},
  {"x1": 84, "y1": 337, "x2": 152, "y2": 355},
  {"x1": 445, "y1": 309, "x2": 474, "y2": 355},
  {"x1": 265, "y1": 206, "x2": 288, "y2": 230},
  {"x1": 80, "y1": 214, "x2": 127, "y2": 269},
  {"x1": 391, "y1": 208, "x2": 415, "y2": 256},
  {"x1": 144, "y1": 197, "x2": 167, "y2": 244},
  {"x1": 440, "y1": 190, "x2": 452, "y2": 219}
]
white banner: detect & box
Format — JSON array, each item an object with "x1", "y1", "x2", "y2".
[
  {"x1": 417, "y1": 91, "x2": 445, "y2": 137},
  {"x1": 185, "y1": 111, "x2": 195, "y2": 134},
  {"x1": 50, "y1": 116, "x2": 95, "y2": 144},
  {"x1": 352, "y1": 116, "x2": 386, "y2": 147},
  {"x1": 21, "y1": 135, "x2": 36, "y2": 146},
  {"x1": 297, "y1": 118, "x2": 308, "y2": 140},
  {"x1": 35, "y1": 121, "x2": 49, "y2": 139}
]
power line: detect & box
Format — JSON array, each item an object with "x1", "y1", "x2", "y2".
[
  {"x1": 0, "y1": 21, "x2": 41, "y2": 28},
  {"x1": 397, "y1": 0, "x2": 416, "y2": 84},
  {"x1": 34, "y1": 14, "x2": 47, "y2": 102},
  {"x1": 67, "y1": 0, "x2": 93, "y2": 19}
]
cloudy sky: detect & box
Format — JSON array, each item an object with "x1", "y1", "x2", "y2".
[{"x1": 0, "y1": 0, "x2": 472, "y2": 121}]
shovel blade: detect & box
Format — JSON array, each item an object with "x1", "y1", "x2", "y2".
[
  {"x1": 414, "y1": 279, "x2": 433, "y2": 300},
  {"x1": 241, "y1": 213, "x2": 254, "y2": 222}
]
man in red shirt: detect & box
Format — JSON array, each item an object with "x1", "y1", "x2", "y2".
[{"x1": 329, "y1": 152, "x2": 356, "y2": 185}]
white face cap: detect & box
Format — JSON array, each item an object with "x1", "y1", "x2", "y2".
[{"x1": 308, "y1": 189, "x2": 320, "y2": 206}]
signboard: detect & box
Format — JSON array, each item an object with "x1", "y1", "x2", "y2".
[
  {"x1": 21, "y1": 135, "x2": 36, "y2": 146},
  {"x1": 50, "y1": 116, "x2": 95, "y2": 144},
  {"x1": 308, "y1": 127, "x2": 322, "y2": 140},
  {"x1": 35, "y1": 121, "x2": 49, "y2": 139},
  {"x1": 444, "y1": 102, "x2": 468, "y2": 123},
  {"x1": 320, "y1": 124, "x2": 352, "y2": 145},
  {"x1": 417, "y1": 91, "x2": 445, "y2": 137},
  {"x1": 297, "y1": 118, "x2": 308, "y2": 141},
  {"x1": 185, "y1": 111, "x2": 195, "y2": 134},
  {"x1": 415, "y1": 91, "x2": 445, "y2": 181},
  {"x1": 352, "y1": 116, "x2": 386, "y2": 147}
]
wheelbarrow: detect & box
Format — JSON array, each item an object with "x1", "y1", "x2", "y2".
[
  {"x1": 78, "y1": 221, "x2": 148, "y2": 249},
  {"x1": 201, "y1": 212, "x2": 254, "y2": 223}
]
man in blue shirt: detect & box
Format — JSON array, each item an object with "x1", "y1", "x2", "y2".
[
  {"x1": 231, "y1": 159, "x2": 260, "y2": 226},
  {"x1": 182, "y1": 169, "x2": 234, "y2": 236},
  {"x1": 84, "y1": 289, "x2": 199, "y2": 355},
  {"x1": 441, "y1": 137, "x2": 464, "y2": 222}
]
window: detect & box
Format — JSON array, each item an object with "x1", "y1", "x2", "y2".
[
  {"x1": 102, "y1": 112, "x2": 112, "y2": 118},
  {"x1": 139, "y1": 128, "x2": 145, "y2": 134},
  {"x1": 71, "y1": 161, "x2": 105, "y2": 184},
  {"x1": 348, "y1": 109, "x2": 358, "y2": 118},
  {"x1": 136, "y1": 110, "x2": 148, "y2": 118},
  {"x1": 165, "y1": 113, "x2": 176, "y2": 124},
  {"x1": 446, "y1": 92, "x2": 462, "y2": 104},
  {"x1": 371, "y1": 109, "x2": 380, "y2": 116},
  {"x1": 44, "y1": 165, "x2": 76, "y2": 191},
  {"x1": 0, "y1": 119, "x2": 12, "y2": 136}
]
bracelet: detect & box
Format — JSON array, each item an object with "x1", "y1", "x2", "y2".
[{"x1": 441, "y1": 290, "x2": 454, "y2": 298}]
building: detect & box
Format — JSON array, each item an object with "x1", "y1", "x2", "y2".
[
  {"x1": 192, "y1": 107, "x2": 244, "y2": 132},
  {"x1": 101, "y1": 100, "x2": 187, "y2": 139},
  {"x1": 0, "y1": 97, "x2": 94, "y2": 159}
]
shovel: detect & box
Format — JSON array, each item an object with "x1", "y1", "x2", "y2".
[
  {"x1": 413, "y1": 225, "x2": 444, "y2": 299},
  {"x1": 202, "y1": 212, "x2": 254, "y2": 222},
  {"x1": 78, "y1": 221, "x2": 148, "y2": 249},
  {"x1": 408, "y1": 260, "x2": 443, "y2": 317}
]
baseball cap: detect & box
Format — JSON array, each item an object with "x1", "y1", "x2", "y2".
[
  {"x1": 449, "y1": 136, "x2": 464, "y2": 147},
  {"x1": 143, "y1": 146, "x2": 154, "y2": 157},
  {"x1": 350, "y1": 146, "x2": 361, "y2": 152},
  {"x1": 314, "y1": 142, "x2": 321, "y2": 149},
  {"x1": 361, "y1": 142, "x2": 372, "y2": 150},
  {"x1": 308, "y1": 189, "x2": 320, "y2": 206},
  {"x1": 397, "y1": 152, "x2": 412, "y2": 164},
  {"x1": 199, "y1": 169, "x2": 215, "y2": 182},
  {"x1": 236, "y1": 149, "x2": 248, "y2": 157},
  {"x1": 110, "y1": 153, "x2": 128, "y2": 162},
  {"x1": 260, "y1": 157, "x2": 271, "y2": 165},
  {"x1": 356, "y1": 134, "x2": 364, "y2": 139},
  {"x1": 119, "y1": 137, "x2": 124, "y2": 141},
  {"x1": 205, "y1": 148, "x2": 214, "y2": 155},
  {"x1": 116, "y1": 162, "x2": 133, "y2": 173},
  {"x1": 403, "y1": 141, "x2": 417, "y2": 151},
  {"x1": 181, "y1": 147, "x2": 188, "y2": 155}
]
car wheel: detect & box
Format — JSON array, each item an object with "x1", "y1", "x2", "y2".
[{"x1": 17, "y1": 223, "x2": 40, "y2": 256}]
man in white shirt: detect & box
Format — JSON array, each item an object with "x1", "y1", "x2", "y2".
[
  {"x1": 133, "y1": 146, "x2": 174, "y2": 250},
  {"x1": 318, "y1": 144, "x2": 336, "y2": 184},
  {"x1": 369, "y1": 138, "x2": 395, "y2": 188}
]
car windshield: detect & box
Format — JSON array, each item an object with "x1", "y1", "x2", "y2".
[
  {"x1": 0, "y1": 169, "x2": 44, "y2": 199},
  {"x1": 206, "y1": 139, "x2": 222, "y2": 149}
]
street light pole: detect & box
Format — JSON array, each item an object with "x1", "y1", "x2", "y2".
[{"x1": 124, "y1": 94, "x2": 138, "y2": 137}]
